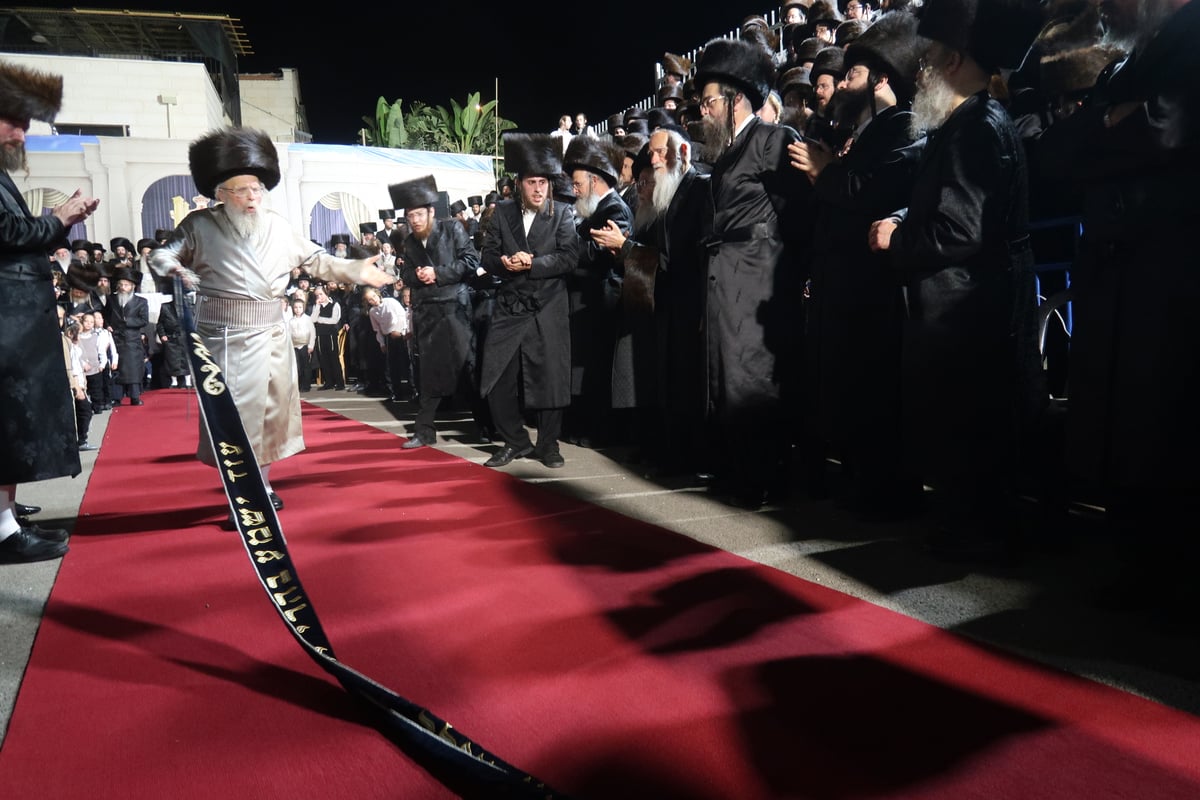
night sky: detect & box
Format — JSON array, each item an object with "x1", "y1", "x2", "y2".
[{"x1": 78, "y1": 1, "x2": 776, "y2": 143}]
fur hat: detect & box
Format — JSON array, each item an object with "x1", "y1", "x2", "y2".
[
  {"x1": 625, "y1": 118, "x2": 650, "y2": 136},
  {"x1": 188, "y1": 127, "x2": 281, "y2": 199},
  {"x1": 109, "y1": 237, "x2": 134, "y2": 254},
  {"x1": 658, "y1": 83, "x2": 685, "y2": 105},
  {"x1": 661, "y1": 52, "x2": 693, "y2": 79},
  {"x1": 835, "y1": 19, "x2": 868, "y2": 47},
  {"x1": 810, "y1": 47, "x2": 847, "y2": 84},
  {"x1": 135, "y1": 238, "x2": 157, "y2": 253},
  {"x1": 468, "y1": 195, "x2": 483, "y2": 206},
  {"x1": 606, "y1": 113, "x2": 626, "y2": 133},
  {"x1": 645, "y1": 107, "x2": 676, "y2": 132},
  {"x1": 782, "y1": 0, "x2": 809, "y2": 19},
  {"x1": 65, "y1": 261, "x2": 100, "y2": 293},
  {"x1": 551, "y1": 173, "x2": 577, "y2": 205},
  {"x1": 782, "y1": 22, "x2": 806, "y2": 48},
  {"x1": 1040, "y1": 44, "x2": 1125, "y2": 96},
  {"x1": 807, "y1": 1, "x2": 844, "y2": 28},
  {"x1": 503, "y1": 133, "x2": 562, "y2": 179},
  {"x1": 154, "y1": 228, "x2": 172, "y2": 242},
  {"x1": 562, "y1": 136, "x2": 623, "y2": 187},
  {"x1": 388, "y1": 175, "x2": 439, "y2": 212},
  {"x1": 111, "y1": 267, "x2": 137, "y2": 287},
  {"x1": 918, "y1": 0, "x2": 1045, "y2": 71},
  {"x1": 0, "y1": 60, "x2": 63, "y2": 123},
  {"x1": 615, "y1": 133, "x2": 649, "y2": 161},
  {"x1": 694, "y1": 37, "x2": 777, "y2": 110},
  {"x1": 844, "y1": 10, "x2": 930, "y2": 101},
  {"x1": 449, "y1": 199, "x2": 467, "y2": 216},
  {"x1": 328, "y1": 233, "x2": 351, "y2": 248},
  {"x1": 70, "y1": 239, "x2": 91, "y2": 255}
]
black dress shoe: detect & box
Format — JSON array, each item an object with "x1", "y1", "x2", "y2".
[
  {"x1": 269, "y1": 492, "x2": 284, "y2": 511},
  {"x1": 484, "y1": 444, "x2": 533, "y2": 467},
  {"x1": 79, "y1": 442, "x2": 98, "y2": 451},
  {"x1": 0, "y1": 527, "x2": 68, "y2": 563},
  {"x1": 539, "y1": 450, "x2": 565, "y2": 468},
  {"x1": 401, "y1": 437, "x2": 428, "y2": 449},
  {"x1": 27, "y1": 524, "x2": 69, "y2": 543},
  {"x1": 14, "y1": 503, "x2": 41, "y2": 516}
]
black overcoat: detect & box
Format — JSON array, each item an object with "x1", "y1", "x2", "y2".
[
  {"x1": 479, "y1": 200, "x2": 580, "y2": 409},
  {"x1": 0, "y1": 171, "x2": 81, "y2": 483},
  {"x1": 399, "y1": 219, "x2": 479, "y2": 398},
  {"x1": 568, "y1": 190, "x2": 632, "y2": 396},
  {"x1": 105, "y1": 293, "x2": 149, "y2": 385}
]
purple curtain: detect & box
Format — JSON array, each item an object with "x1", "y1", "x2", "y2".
[
  {"x1": 310, "y1": 203, "x2": 349, "y2": 250},
  {"x1": 141, "y1": 175, "x2": 198, "y2": 239}
]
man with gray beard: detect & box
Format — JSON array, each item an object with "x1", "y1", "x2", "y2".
[
  {"x1": 150, "y1": 128, "x2": 394, "y2": 516},
  {"x1": 868, "y1": 0, "x2": 1046, "y2": 562},
  {"x1": 562, "y1": 135, "x2": 632, "y2": 447}
]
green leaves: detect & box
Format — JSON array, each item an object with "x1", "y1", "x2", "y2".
[{"x1": 360, "y1": 92, "x2": 514, "y2": 155}]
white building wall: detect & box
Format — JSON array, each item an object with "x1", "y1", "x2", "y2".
[
  {"x1": 0, "y1": 52, "x2": 226, "y2": 139},
  {"x1": 239, "y1": 69, "x2": 307, "y2": 142}
]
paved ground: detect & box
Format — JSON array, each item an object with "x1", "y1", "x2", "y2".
[{"x1": 4, "y1": 387, "x2": 1198, "y2": 747}]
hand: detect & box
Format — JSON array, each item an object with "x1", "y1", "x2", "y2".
[
  {"x1": 52, "y1": 190, "x2": 99, "y2": 228},
  {"x1": 416, "y1": 266, "x2": 437, "y2": 285},
  {"x1": 74, "y1": 387, "x2": 86, "y2": 400},
  {"x1": 788, "y1": 139, "x2": 833, "y2": 183},
  {"x1": 359, "y1": 255, "x2": 397, "y2": 288},
  {"x1": 501, "y1": 253, "x2": 532, "y2": 272},
  {"x1": 868, "y1": 218, "x2": 898, "y2": 252},
  {"x1": 590, "y1": 220, "x2": 627, "y2": 253}
]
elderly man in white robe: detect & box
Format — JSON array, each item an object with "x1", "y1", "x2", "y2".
[{"x1": 150, "y1": 128, "x2": 394, "y2": 513}]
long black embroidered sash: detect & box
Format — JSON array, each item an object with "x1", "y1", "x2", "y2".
[{"x1": 180, "y1": 283, "x2": 565, "y2": 799}]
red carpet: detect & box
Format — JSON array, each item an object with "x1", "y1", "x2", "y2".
[{"x1": 2, "y1": 391, "x2": 1199, "y2": 798}]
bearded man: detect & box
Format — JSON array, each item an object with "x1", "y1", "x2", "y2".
[
  {"x1": 389, "y1": 175, "x2": 481, "y2": 448},
  {"x1": 562, "y1": 135, "x2": 632, "y2": 447},
  {"x1": 868, "y1": 0, "x2": 1046, "y2": 561},
  {"x1": 0, "y1": 60, "x2": 99, "y2": 564},
  {"x1": 694, "y1": 36, "x2": 812, "y2": 508},
  {"x1": 150, "y1": 128, "x2": 394, "y2": 514},
  {"x1": 478, "y1": 133, "x2": 580, "y2": 469},
  {"x1": 104, "y1": 267, "x2": 149, "y2": 405},
  {"x1": 788, "y1": 11, "x2": 927, "y2": 516}
]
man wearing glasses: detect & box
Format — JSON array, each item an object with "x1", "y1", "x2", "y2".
[
  {"x1": 693, "y1": 37, "x2": 812, "y2": 509},
  {"x1": 150, "y1": 128, "x2": 395, "y2": 516}
]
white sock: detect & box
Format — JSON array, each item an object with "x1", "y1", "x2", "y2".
[
  {"x1": 260, "y1": 464, "x2": 273, "y2": 493},
  {"x1": 0, "y1": 506, "x2": 19, "y2": 539}
]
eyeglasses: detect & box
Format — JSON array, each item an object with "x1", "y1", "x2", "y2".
[
  {"x1": 219, "y1": 184, "x2": 266, "y2": 198},
  {"x1": 700, "y1": 95, "x2": 726, "y2": 111}
]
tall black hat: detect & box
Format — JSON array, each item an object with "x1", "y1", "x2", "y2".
[
  {"x1": 378, "y1": 208, "x2": 396, "y2": 220},
  {"x1": 449, "y1": 199, "x2": 467, "y2": 216},
  {"x1": 646, "y1": 107, "x2": 676, "y2": 132},
  {"x1": 328, "y1": 233, "x2": 351, "y2": 248},
  {"x1": 359, "y1": 221, "x2": 378, "y2": 234},
  {"x1": 778, "y1": 66, "x2": 814, "y2": 96},
  {"x1": 796, "y1": 37, "x2": 827, "y2": 65},
  {"x1": 188, "y1": 127, "x2": 280, "y2": 199},
  {"x1": 468, "y1": 195, "x2": 483, "y2": 206},
  {"x1": 0, "y1": 59, "x2": 62, "y2": 123},
  {"x1": 135, "y1": 238, "x2": 157, "y2": 253},
  {"x1": 388, "y1": 175, "x2": 439, "y2": 212},
  {"x1": 154, "y1": 228, "x2": 172, "y2": 242},
  {"x1": 65, "y1": 261, "x2": 100, "y2": 293},
  {"x1": 918, "y1": 0, "x2": 1046, "y2": 70},
  {"x1": 552, "y1": 173, "x2": 577, "y2": 205},
  {"x1": 503, "y1": 133, "x2": 562, "y2": 179},
  {"x1": 614, "y1": 133, "x2": 649, "y2": 162},
  {"x1": 844, "y1": 11, "x2": 930, "y2": 100},
  {"x1": 694, "y1": 37, "x2": 776, "y2": 109},
  {"x1": 70, "y1": 238, "x2": 91, "y2": 254},
  {"x1": 562, "y1": 136, "x2": 624, "y2": 187},
  {"x1": 110, "y1": 237, "x2": 134, "y2": 253},
  {"x1": 111, "y1": 267, "x2": 137, "y2": 287},
  {"x1": 606, "y1": 113, "x2": 626, "y2": 134},
  {"x1": 658, "y1": 83, "x2": 685, "y2": 105}
]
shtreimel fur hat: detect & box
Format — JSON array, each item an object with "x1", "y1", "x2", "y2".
[
  {"x1": 694, "y1": 37, "x2": 777, "y2": 110},
  {"x1": 562, "y1": 136, "x2": 624, "y2": 187},
  {"x1": 188, "y1": 127, "x2": 281, "y2": 199},
  {"x1": 0, "y1": 60, "x2": 63, "y2": 123},
  {"x1": 388, "y1": 175, "x2": 439, "y2": 212},
  {"x1": 503, "y1": 133, "x2": 562, "y2": 179}
]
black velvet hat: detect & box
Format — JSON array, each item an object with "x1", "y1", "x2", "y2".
[
  {"x1": 379, "y1": 208, "x2": 396, "y2": 220},
  {"x1": 606, "y1": 113, "x2": 626, "y2": 134},
  {"x1": 810, "y1": 46, "x2": 847, "y2": 84},
  {"x1": 562, "y1": 136, "x2": 624, "y2": 187},
  {"x1": 188, "y1": 127, "x2": 280, "y2": 199},
  {"x1": 111, "y1": 267, "x2": 137, "y2": 287},
  {"x1": 359, "y1": 221, "x2": 378, "y2": 234},
  {"x1": 65, "y1": 261, "x2": 100, "y2": 293},
  {"x1": 844, "y1": 10, "x2": 930, "y2": 100},
  {"x1": 388, "y1": 175, "x2": 439, "y2": 212},
  {"x1": 109, "y1": 237, "x2": 134, "y2": 254},
  {"x1": 468, "y1": 195, "x2": 483, "y2": 206},
  {"x1": 503, "y1": 133, "x2": 562, "y2": 179},
  {"x1": 328, "y1": 233, "x2": 351, "y2": 248},
  {"x1": 135, "y1": 238, "x2": 157, "y2": 253},
  {"x1": 694, "y1": 37, "x2": 777, "y2": 109}
]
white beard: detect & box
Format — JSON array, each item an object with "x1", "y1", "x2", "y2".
[
  {"x1": 228, "y1": 207, "x2": 264, "y2": 240},
  {"x1": 117, "y1": 291, "x2": 132, "y2": 308},
  {"x1": 55, "y1": 255, "x2": 72, "y2": 271},
  {"x1": 574, "y1": 191, "x2": 600, "y2": 220},
  {"x1": 652, "y1": 163, "x2": 685, "y2": 215},
  {"x1": 910, "y1": 69, "x2": 959, "y2": 139}
]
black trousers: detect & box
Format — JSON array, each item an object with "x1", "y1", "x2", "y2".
[
  {"x1": 486, "y1": 348, "x2": 562, "y2": 452},
  {"x1": 314, "y1": 325, "x2": 343, "y2": 388},
  {"x1": 384, "y1": 335, "x2": 413, "y2": 398},
  {"x1": 294, "y1": 347, "x2": 312, "y2": 391},
  {"x1": 74, "y1": 394, "x2": 93, "y2": 445}
]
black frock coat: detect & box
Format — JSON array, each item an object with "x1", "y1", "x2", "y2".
[{"x1": 479, "y1": 199, "x2": 580, "y2": 409}]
